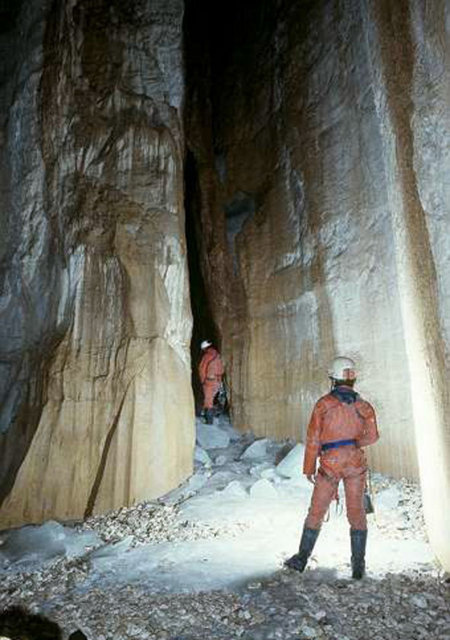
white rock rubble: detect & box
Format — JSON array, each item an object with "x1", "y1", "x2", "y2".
[{"x1": 0, "y1": 418, "x2": 448, "y2": 640}]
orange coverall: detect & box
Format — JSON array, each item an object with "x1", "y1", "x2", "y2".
[
  {"x1": 198, "y1": 347, "x2": 224, "y2": 409},
  {"x1": 303, "y1": 387, "x2": 379, "y2": 530}
]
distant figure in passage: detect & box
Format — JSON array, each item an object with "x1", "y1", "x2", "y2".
[
  {"x1": 198, "y1": 340, "x2": 224, "y2": 424},
  {"x1": 285, "y1": 356, "x2": 379, "y2": 579}
]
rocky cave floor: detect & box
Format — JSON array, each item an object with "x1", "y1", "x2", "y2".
[{"x1": 1, "y1": 416, "x2": 449, "y2": 640}]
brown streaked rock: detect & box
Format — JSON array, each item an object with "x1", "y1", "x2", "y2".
[{"x1": 0, "y1": 0, "x2": 194, "y2": 527}]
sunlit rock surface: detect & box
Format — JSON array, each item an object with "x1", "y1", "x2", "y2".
[
  {"x1": 0, "y1": 0, "x2": 194, "y2": 527},
  {"x1": 184, "y1": 0, "x2": 450, "y2": 570}
]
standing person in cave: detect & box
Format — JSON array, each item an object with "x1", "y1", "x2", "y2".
[
  {"x1": 285, "y1": 356, "x2": 379, "y2": 579},
  {"x1": 198, "y1": 340, "x2": 224, "y2": 424}
]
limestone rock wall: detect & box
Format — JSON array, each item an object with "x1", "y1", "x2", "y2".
[
  {"x1": 184, "y1": 0, "x2": 450, "y2": 570},
  {"x1": 0, "y1": 0, "x2": 194, "y2": 528}
]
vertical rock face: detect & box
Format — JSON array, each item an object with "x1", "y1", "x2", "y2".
[
  {"x1": 0, "y1": 0, "x2": 194, "y2": 527},
  {"x1": 369, "y1": 0, "x2": 450, "y2": 575},
  {"x1": 184, "y1": 0, "x2": 450, "y2": 570}
]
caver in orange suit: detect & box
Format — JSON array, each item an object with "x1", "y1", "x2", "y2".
[
  {"x1": 303, "y1": 388, "x2": 379, "y2": 531},
  {"x1": 198, "y1": 343, "x2": 224, "y2": 423},
  {"x1": 285, "y1": 356, "x2": 379, "y2": 579}
]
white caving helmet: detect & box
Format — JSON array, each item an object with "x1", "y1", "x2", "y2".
[
  {"x1": 328, "y1": 356, "x2": 357, "y2": 381},
  {"x1": 200, "y1": 340, "x2": 212, "y2": 350}
]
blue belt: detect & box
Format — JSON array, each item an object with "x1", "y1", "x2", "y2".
[{"x1": 321, "y1": 439, "x2": 356, "y2": 452}]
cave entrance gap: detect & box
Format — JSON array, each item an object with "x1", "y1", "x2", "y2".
[
  {"x1": 184, "y1": 150, "x2": 222, "y2": 416},
  {"x1": 182, "y1": 0, "x2": 248, "y2": 420}
]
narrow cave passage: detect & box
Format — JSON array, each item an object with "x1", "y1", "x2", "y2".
[
  {"x1": 184, "y1": 150, "x2": 221, "y2": 415},
  {"x1": 182, "y1": 0, "x2": 261, "y2": 426}
]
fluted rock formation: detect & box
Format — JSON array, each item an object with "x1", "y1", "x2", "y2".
[
  {"x1": 184, "y1": 0, "x2": 450, "y2": 570},
  {"x1": 0, "y1": 0, "x2": 194, "y2": 527}
]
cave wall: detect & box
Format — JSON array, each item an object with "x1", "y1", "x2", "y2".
[
  {"x1": 184, "y1": 0, "x2": 450, "y2": 570},
  {"x1": 1, "y1": 0, "x2": 449, "y2": 572},
  {"x1": 0, "y1": 0, "x2": 194, "y2": 528}
]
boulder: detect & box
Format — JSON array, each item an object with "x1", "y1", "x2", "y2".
[
  {"x1": 194, "y1": 446, "x2": 212, "y2": 466},
  {"x1": 241, "y1": 439, "x2": 269, "y2": 460},
  {"x1": 275, "y1": 444, "x2": 305, "y2": 479},
  {"x1": 196, "y1": 423, "x2": 231, "y2": 450}
]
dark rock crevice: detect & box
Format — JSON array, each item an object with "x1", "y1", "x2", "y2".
[{"x1": 184, "y1": 149, "x2": 220, "y2": 412}]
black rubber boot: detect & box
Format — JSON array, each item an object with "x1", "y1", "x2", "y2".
[
  {"x1": 284, "y1": 528, "x2": 320, "y2": 572},
  {"x1": 350, "y1": 529, "x2": 367, "y2": 579}
]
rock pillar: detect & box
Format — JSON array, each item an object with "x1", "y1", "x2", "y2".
[{"x1": 0, "y1": 0, "x2": 194, "y2": 527}]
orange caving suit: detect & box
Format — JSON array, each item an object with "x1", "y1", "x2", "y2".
[
  {"x1": 303, "y1": 387, "x2": 379, "y2": 530},
  {"x1": 198, "y1": 347, "x2": 224, "y2": 409}
]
